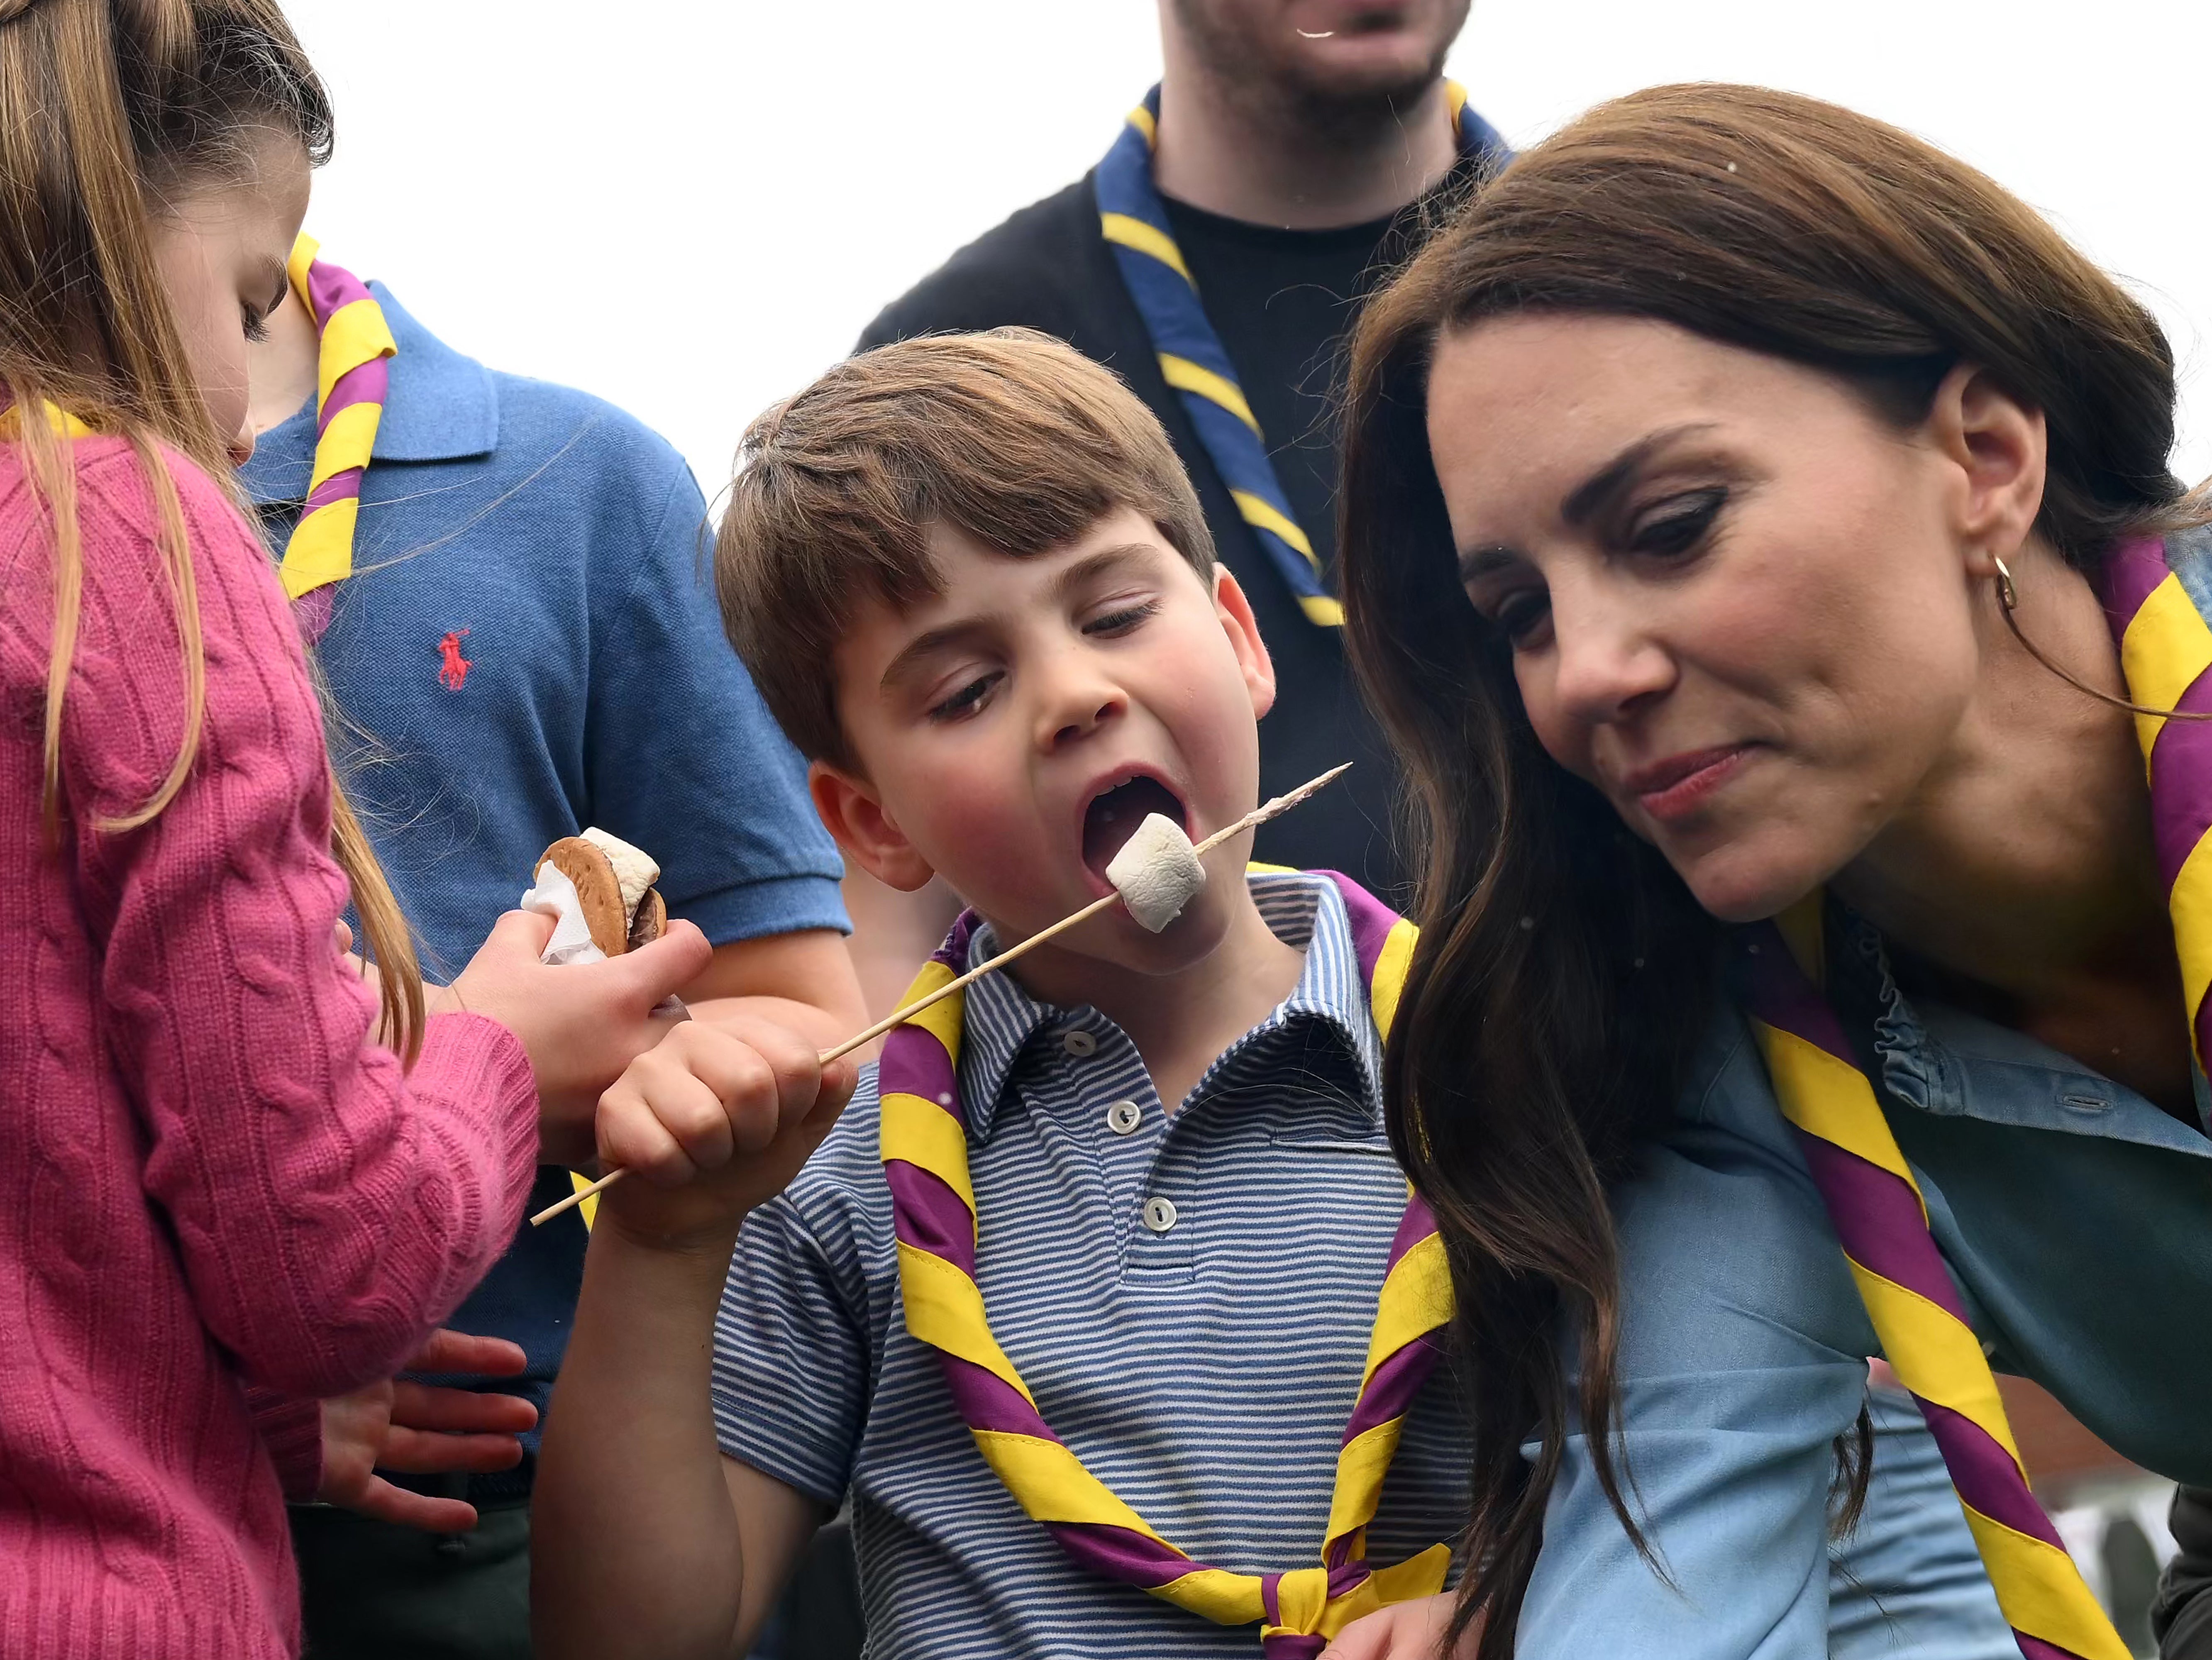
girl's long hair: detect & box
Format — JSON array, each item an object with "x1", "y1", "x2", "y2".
[
  {"x1": 0, "y1": 0, "x2": 423, "y2": 1058},
  {"x1": 1337, "y1": 82, "x2": 2197, "y2": 1655}
]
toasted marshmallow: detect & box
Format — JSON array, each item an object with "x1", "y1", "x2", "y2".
[
  {"x1": 1105, "y1": 813, "x2": 1207, "y2": 933},
  {"x1": 579, "y1": 826, "x2": 661, "y2": 924}
]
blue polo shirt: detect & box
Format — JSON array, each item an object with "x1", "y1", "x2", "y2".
[
  {"x1": 242, "y1": 284, "x2": 847, "y2": 1492},
  {"x1": 713, "y1": 873, "x2": 2013, "y2": 1660}
]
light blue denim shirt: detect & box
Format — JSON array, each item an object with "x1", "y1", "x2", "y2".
[{"x1": 1520, "y1": 905, "x2": 2212, "y2": 1656}]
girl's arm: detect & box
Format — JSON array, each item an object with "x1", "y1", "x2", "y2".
[{"x1": 63, "y1": 454, "x2": 540, "y2": 1397}]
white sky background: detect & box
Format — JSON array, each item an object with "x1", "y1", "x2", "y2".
[{"x1": 284, "y1": 0, "x2": 2212, "y2": 500}]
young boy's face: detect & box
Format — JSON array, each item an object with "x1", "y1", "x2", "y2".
[{"x1": 815, "y1": 507, "x2": 1278, "y2": 973}]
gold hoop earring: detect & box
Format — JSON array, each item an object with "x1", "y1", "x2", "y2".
[{"x1": 1992, "y1": 552, "x2": 2212, "y2": 723}]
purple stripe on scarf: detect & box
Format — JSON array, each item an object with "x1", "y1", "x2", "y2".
[
  {"x1": 879, "y1": 1042, "x2": 960, "y2": 1125},
  {"x1": 1262, "y1": 1638, "x2": 1327, "y2": 1659},
  {"x1": 301, "y1": 469, "x2": 363, "y2": 516},
  {"x1": 938, "y1": 1352, "x2": 1053, "y2": 1438},
  {"x1": 303, "y1": 259, "x2": 372, "y2": 328},
  {"x1": 1790, "y1": 1131, "x2": 1972, "y2": 1324},
  {"x1": 937, "y1": 911, "x2": 983, "y2": 973},
  {"x1": 318, "y1": 358, "x2": 389, "y2": 429},
  {"x1": 2098, "y1": 536, "x2": 2173, "y2": 640},
  {"x1": 2148, "y1": 666, "x2": 2212, "y2": 891},
  {"x1": 1385, "y1": 1193, "x2": 1436, "y2": 1272},
  {"x1": 1261, "y1": 1571, "x2": 1283, "y2": 1624},
  {"x1": 2016, "y1": 1636, "x2": 2092, "y2": 1660},
  {"x1": 885, "y1": 1160, "x2": 975, "y2": 1272},
  {"x1": 1338, "y1": 1330, "x2": 1443, "y2": 1450},
  {"x1": 1737, "y1": 921, "x2": 1861, "y2": 1066},
  {"x1": 1042, "y1": 1519, "x2": 1196, "y2": 1589},
  {"x1": 1914, "y1": 1397, "x2": 2066, "y2": 1548}
]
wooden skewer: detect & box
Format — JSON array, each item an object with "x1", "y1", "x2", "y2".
[{"x1": 530, "y1": 763, "x2": 1353, "y2": 1228}]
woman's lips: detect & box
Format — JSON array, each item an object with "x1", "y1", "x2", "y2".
[{"x1": 1623, "y1": 743, "x2": 1754, "y2": 824}]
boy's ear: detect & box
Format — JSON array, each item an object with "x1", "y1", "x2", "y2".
[
  {"x1": 809, "y1": 762, "x2": 939, "y2": 893},
  {"x1": 1211, "y1": 565, "x2": 1277, "y2": 721}
]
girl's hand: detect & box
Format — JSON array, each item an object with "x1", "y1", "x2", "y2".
[
  {"x1": 1322, "y1": 1592, "x2": 1476, "y2": 1660},
  {"x1": 593, "y1": 1013, "x2": 857, "y2": 1252},
  {"x1": 447, "y1": 910, "x2": 714, "y2": 1165},
  {"x1": 317, "y1": 1329, "x2": 537, "y2": 1533}
]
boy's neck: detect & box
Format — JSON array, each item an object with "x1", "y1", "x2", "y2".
[{"x1": 996, "y1": 878, "x2": 1305, "y2": 1113}]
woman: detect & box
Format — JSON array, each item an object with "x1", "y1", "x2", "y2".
[
  {"x1": 0, "y1": 2, "x2": 709, "y2": 1653},
  {"x1": 1324, "y1": 84, "x2": 2212, "y2": 1660}
]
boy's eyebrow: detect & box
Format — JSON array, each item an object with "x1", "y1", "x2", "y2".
[{"x1": 876, "y1": 542, "x2": 1165, "y2": 691}]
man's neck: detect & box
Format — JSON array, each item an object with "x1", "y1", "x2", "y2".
[
  {"x1": 1150, "y1": 64, "x2": 1459, "y2": 230},
  {"x1": 999, "y1": 877, "x2": 1306, "y2": 1112}
]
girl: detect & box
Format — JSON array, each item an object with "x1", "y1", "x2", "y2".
[
  {"x1": 0, "y1": 2, "x2": 708, "y2": 1654},
  {"x1": 1324, "y1": 85, "x2": 2212, "y2": 1660}
]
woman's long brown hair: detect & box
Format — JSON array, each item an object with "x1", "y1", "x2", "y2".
[
  {"x1": 1337, "y1": 83, "x2": 2197, "y2": 1656},
  {"x1": 0, "y1": 0, "x2": 424, "y2": 1058}
]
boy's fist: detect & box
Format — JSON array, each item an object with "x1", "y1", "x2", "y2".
[{"x1": 594, "y1": 1014, "x2": 855, "y2": 1247}]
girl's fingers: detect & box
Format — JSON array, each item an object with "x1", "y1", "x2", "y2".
[
  {"x1": 387, "y1": 1381, "x2": 537, "y2": 1435},
  {"x1": 405, "y1": 1328, "x2": 530, "y2": 1379},
  {"x1": 379, "y1": 1425, "x2": 527, "y2": 1474},
  {"x1": 348, "y1": 1475, "x2": 481, "y2": 1534}
]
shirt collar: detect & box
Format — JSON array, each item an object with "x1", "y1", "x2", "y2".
[
  {"x1": 244, "y1": 280, "x2": 498, "y2": 505},
  {"x1": 949, "y1": 870, "x2": 1385, "y2": 1142}
]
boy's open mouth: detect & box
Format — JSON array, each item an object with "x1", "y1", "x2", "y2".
[{"x1": 1081, "y1": 774, "x2": 1188, "y2": 882}]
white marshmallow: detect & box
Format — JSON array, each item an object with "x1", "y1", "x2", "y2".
[
  {"x1": 1105, "y1": 813, "x2": 1207, "y2": 933},
  {"x1": 579, "y1": 826, "x2": 660, "y2": 924}
]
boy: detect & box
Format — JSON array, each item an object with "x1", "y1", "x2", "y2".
[{"x1": 532, "y1": 333, "x2": 2015, "y2": 1659}]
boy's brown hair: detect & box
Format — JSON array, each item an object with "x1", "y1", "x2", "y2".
[{"x1": 716, "y1": 329, "x2": 1216, "y2": 768}]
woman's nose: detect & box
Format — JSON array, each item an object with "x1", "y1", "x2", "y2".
[
  {"x1": 227, "y1": 412, "x2": 256, "y2": 469},
  {"x1": 1547, "y1": 594, "x2": 1675, "y2": 727}
]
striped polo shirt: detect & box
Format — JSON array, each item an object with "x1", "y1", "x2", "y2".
[{"x1": 710, "y1": 872, "x2": 1470, "y2": 1658}]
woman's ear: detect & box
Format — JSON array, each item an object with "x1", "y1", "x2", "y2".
[
  {"x1": 809, "y1": 762, "x2": 938, "y2": 893},
  {"x1": 1926, "y1": 362, "x2": 2048, "y2": 579},
  {"x1": 1211, "y1": 565, "x2": 1278, "y2": 721}
]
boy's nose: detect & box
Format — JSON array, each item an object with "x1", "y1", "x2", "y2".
[{"x1": 1035, "y1": 660, "x2": 1129, "y2": 751}]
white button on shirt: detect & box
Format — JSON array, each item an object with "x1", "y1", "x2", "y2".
[
  {"x1": 1141, "y1": 1196, "x2": 1178, "y2": 1234},
  {"x1": 1106, "y1": 1100, "x2": 1143, "y2": 1135},
  {"x1": 1061, "y1": 1029, "x2": 1097, "y2": 1058}
]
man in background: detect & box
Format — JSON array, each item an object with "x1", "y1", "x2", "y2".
[
  {"x1": 245, "y1": 249, "x2": 863, "y2": 1660},
  {"x1": 841, "y1": 0, "x2": 1499, "y2": 1016}
]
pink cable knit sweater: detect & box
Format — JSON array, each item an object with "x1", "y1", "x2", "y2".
[{"x1": 0, "y1": 437, "x2": 540, "y2": 1658}]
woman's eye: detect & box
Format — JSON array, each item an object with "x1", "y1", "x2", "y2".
[
  {"x1": 1628, "y1": 487, "x2": 1727, "y2": 558},
  {"x1": 241, "y1": 305, "x2": 271, "y2": 345},
  {"x1": 928, "y1": 671, "x2": 1001, "y2": 723},
  {"x1": 1493, "y1": 590, "x2": 1552, "y2": 645},
  {"x1": 1083, "y1": 598, "x2": 1159, "y2": 637}
]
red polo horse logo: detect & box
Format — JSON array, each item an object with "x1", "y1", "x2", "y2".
[{"x1": 437, "y1": 629, "x2": 472, "y2": 691}]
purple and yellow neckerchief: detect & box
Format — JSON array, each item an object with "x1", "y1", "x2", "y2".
[
  {"x1": 878, "y1": 870, "x2": 1450, "y2": 1655},
  {"x1": 1094, "y1": 83, "x2": 1506, "y2": 628},
  {"x1": 275, "y1": 235, "x2": 395, "y2": 638},
  {"x1": 1739, "y1": 536, "x2": 2205, "y2": 1660}
]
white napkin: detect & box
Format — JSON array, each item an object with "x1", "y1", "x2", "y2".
[
  {"x1": 518, "y1": 860, "x2": 689, "y2": 1018},
  {"x1": 520, "y1": 861, "x2": 608, "y2": 967}
]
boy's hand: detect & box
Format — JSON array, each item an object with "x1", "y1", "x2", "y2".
[
  {"x1": 449, "y1": 910, "x2": 714, "y2": 1165},
  {"x1": 594, "y1": 1013, "x2": 857, "y2": 1250}
]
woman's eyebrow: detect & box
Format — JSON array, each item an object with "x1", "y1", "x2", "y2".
[{"x1": 1560, "y1": 422, "x2": 1721, "y2": 527}]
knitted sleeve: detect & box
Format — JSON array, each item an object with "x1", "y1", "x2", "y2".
[{"x1": 60, "y1": 443, "x2": 540, "y2": 1399}]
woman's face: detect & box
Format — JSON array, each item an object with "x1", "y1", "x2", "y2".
[
  {"x1": 148, "y1": 133, "x2": 311, "y2": 465},
  {"x1": 1426, "y1": 314, "x2": 1994, "y2": 923}
]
